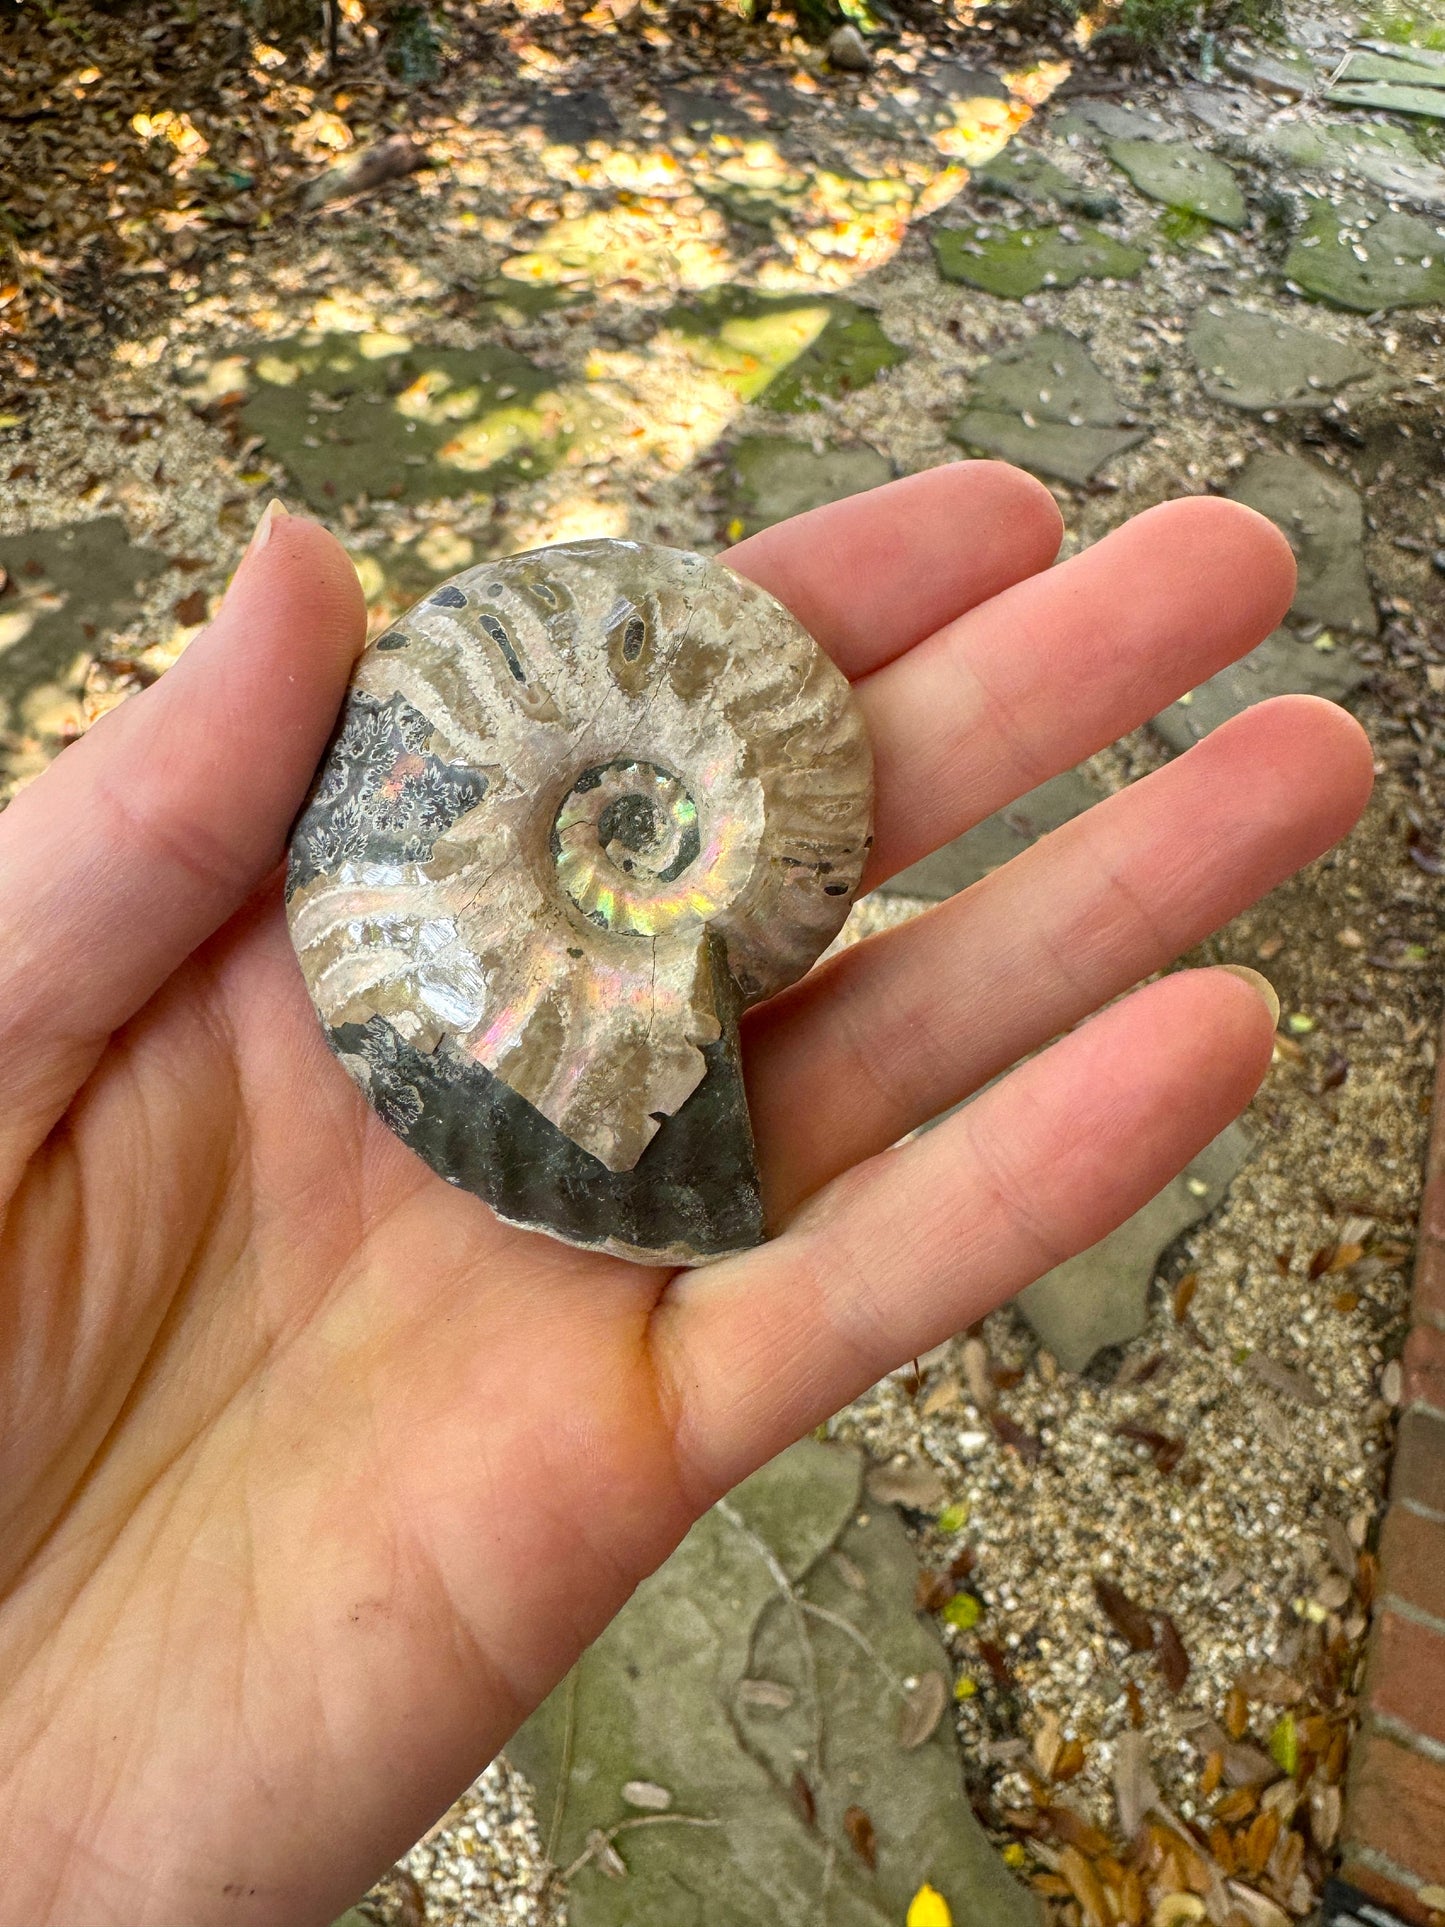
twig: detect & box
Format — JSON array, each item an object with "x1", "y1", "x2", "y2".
[
  {"x1": 716, "y1": 1497, "x2": 825, "y2": 1772},
  {"x1": 558, "y1": 1812, "x2": 723, "y2": 1884},
  {"x1": 798, "y1": 1601, "x2": 910, "y2": 1698}
]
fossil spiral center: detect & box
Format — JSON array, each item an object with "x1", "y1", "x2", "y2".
[{"x1": 552, "y1": 760, "x2": 706, "y2": 934}]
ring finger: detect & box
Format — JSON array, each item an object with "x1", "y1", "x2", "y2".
[{"x1": 745, "y1": 694, "x2": 1373, "y2": 1216}]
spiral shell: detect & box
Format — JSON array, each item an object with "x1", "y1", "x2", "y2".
[{"x1": 286, "y1": 539, "x2": 873, "y2": 1264}]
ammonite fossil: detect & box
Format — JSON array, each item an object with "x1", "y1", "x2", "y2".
[{"x1": 286, "y1": 539, "x2": 874, "y2": 1265}]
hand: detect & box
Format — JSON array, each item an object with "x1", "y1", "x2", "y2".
[{"x1": 0, "y1": 467, "x2": 1371, "y2": 1926}]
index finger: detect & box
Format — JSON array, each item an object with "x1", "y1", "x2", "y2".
[{"x1": 724, "y1": 460, "x2": 1063, "y2": 678}]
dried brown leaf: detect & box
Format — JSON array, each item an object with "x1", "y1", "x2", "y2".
[
  {"x1": 1173, "y1": 1272, "x2": 1199, "y2": 1322},
  {"x1": 866, "y1": 1461, "x2": 947, "y2": 1510},
  {"x1": 1240, "y1": 1808, "x2": 1279, "y2": 1876},
  {"x1": 843, "y1": 1803, "x2": 877, "y2": 1870},
  {"x1": 1307, "y1": 1779, "x2": 1341, "y2": 1849},
  {"x1": 1059, "y1": 1844, "x2": 1109, "y2": 1927},
  {"x1": 1115, "y1": 1425, "x2": 1186, "y2": 1475},
  {"x1": 1113, "y1": 1729, "x2": 1159, "y2": 1840},
  {"x1": 977, "y1": 1637, "x2": 1014, "y2": 1689},
  {"x1": 1156, "y1": 1615, "x2": 1191, "y2": 1696},
  {"x1": 1246, "y1": 1354, "x2": 1323, "y2": 1407},
  {"x1": 1225, "y1": 1881, "x2": 1289, "y2": 1927},
  {"x1": 1223, "y1": 1744, "x2": 1277, "y2": 1788},
  {"x1": 1033, "y1": 1710, "x2": 1064, "y2": 1780},
  {"x1": 991, "y1": 1411, "x2": 1042, "y2": 1463},
  {"x1": 1094, "y1": 1576, "x2": 1155, "y2": 1652},
  {"x1": 790, "y1": 1769, "x2": 816, "y2": 1829},
  {"x1": 1053, "y1": 1737, "x2": 1086, "y2": 1783},
  {"x1": 1235, "y1": 1667, "x2": 1303, "y2": 1707},
  {"x1": 897, "y1": 1670, "x2": 947, "y2": 1750},
  {"x1": 173, "y1": 588, "x2": 208, "y2": 626},
  {"x1": 1043, "y1": 1803, "x2": 1109, "y2": 1855},
  {"x1": 915, "y1": 1568, "x2": 954, "y2": 1614}
]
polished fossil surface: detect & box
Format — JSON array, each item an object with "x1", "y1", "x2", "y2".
[{"x1": 286, "y1": 538, "x2": 873, "y2": 1264}]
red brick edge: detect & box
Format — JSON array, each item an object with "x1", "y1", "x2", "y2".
[{"x1": 1340, "y1": 1035, "x2": 1445, "y2": 1923}]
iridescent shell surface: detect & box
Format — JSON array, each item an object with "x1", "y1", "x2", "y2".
[{"x1": 286, "y1": 539, "x2": 873, "y2": 1264}]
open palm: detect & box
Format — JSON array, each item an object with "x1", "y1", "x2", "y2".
[{"x1": 0, "y1": 465, "x2": 1371, "y2": 1926}]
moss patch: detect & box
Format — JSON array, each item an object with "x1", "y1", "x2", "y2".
[{"x1": 932, "y1": 222, "x2": 1146, "y2": 298}]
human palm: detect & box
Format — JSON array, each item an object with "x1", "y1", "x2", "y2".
[{"x1": 0, "y1": 466, "x2": 1371, "y2": 1926}]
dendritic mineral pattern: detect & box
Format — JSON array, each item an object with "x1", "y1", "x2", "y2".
[{"x1": 286, "y1": 540, "x2": 873, "y2": 1265}]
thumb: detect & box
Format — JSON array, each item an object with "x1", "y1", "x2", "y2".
[{"x1": 0, "y1": 504, "x2": 366, "y2": 1157}]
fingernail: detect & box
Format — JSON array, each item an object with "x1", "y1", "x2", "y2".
[
  {"x1": 246, "y1": 497, "x2": 289, "y2": 559},
  {"x1": 221, "y1": 500, "x2": 289, "y2": 610},
  {"x1": 1219, "y1": 964, "x2": 1280, "y2": 1028}
]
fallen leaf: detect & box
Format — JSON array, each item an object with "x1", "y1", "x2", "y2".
[
  {"x1": 1113, "y1": 1728, "x2": 1160, "y2": 1839},
  {"x1": 843, "y1": 1803, "x2": 877, "y2": 1869},
  {"x1": 1059, "y1": 1843, "x2": 1109, "y2": 1927},
  {"x1": 791, "y1": 1768, "x2": 816, "y2": 1829},
  {"x1": 977, "y1": 1638, "x2": 1013, "y2": 1689},
  {"x1": 1322, "y1": 1518, "x2": 1357, "y2": 1579},
  {"x1": 1153, "y1": 1900, "x2": 1205, "y2": 1926},
  {"x1": 961, "y1": 1336, "x2": 994, "y2": 1409},
  {"x1": 1094, "y1": 1576, "x2": 1155, "y2": 1652},
  {"x1": 915, "y1": 1569, "x2": 954, "y2": 1614},
  {"x1": 737, "y1": 1679, "x2": 794, "y2": 1711},
  {"x1": 620, "y1": 1779, "x2": 671, "y2": 1810},
  {"x1": 1225, "y1": 1742, "x2": 1278, "y2": 1788},
  {"x1": 1215, "y1": 1785, "x2": 1260, "y2": 1824},
  {"x1": 1033, "y1": 1709, "x2": 1063, "y2": 1779},
  {"x1": 940, "y1": 1592, "x2": 981, "y2": 1632},
  {"x1": 1308, "y1": 1779, "x2": 1341, "y2": 1849},
  {"x1": 1225, "y1": 1880, "x2": 1290, "y2": 1927},
  {"x1": 1156, "y1": 1614, "x2": 1191, "y2": 1695},
  {"x1": 898, "y1": 1670, "x2": 948, "y2": 1750},
  {"x1": 1247, "y1": 1355, "x2": 1324, "y2": 1407},
  {"x1": 1043, "y1": 1803, "x2": 1109, "y2": 1854},
  {"x1": 1319, "y1": 1050, "x2": 1349, "y2": 1092},
  {"x1": 173, "y1": 588, "x2": 208, "y2": 625},
  {"x1": 1173, "y1": 1272, "x2": 1198, "y2": 1322},
  {"x1": 866, "y1": 1462, "x2": 947, "y2": 1510},
  {"x1": 1053, "y1": 1736, "x2": 1086, "y2": 1782},
  {"x1": 991, "y1": 1412, "x2": 1042, "y2": 1462},
  {"x1": 1408, "y1": 833, "x2": 1445, "y2": 877},
  {"x1": 1115, "y1": 1424, "x2": 1186, "y2": 1475},
  {"x1": 1236, "y1": 1666, "x2": 1304, "y2": 1706},
  {"x1": 1269, "y1": 1712, "x2": 1299, "y2": 1778}
]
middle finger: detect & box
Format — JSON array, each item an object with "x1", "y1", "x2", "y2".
[{"x1": 850, "y1": 494, "x2": 1296, "y2": 888}]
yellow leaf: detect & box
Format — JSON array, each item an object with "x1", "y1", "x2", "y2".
[{"x1": 907, "y1": 1885, "x2": 953, "y2": 1927}]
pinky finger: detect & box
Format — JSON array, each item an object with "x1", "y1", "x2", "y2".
[{"x1": 664, "y1": 968, "x2": 1277, "y2": 1493}]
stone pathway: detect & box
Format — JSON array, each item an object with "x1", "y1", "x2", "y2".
[
  {"x1": 509, "y1": 1439, "x2": 1038, "y2": 1926},
  {"x1": 2, "y1": 0, "x2": 1443, "y2": 1918}
]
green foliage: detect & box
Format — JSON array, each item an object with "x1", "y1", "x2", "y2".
[
  {"x1": 1096, "y1": 0, "x2": 1284, "y2": 52},
  {"x1": 384, "y1": 2, "x2": 440, "y2": 81},
  {"x1": 1156, "y1": 205, "x2": 1215, "y2": 247},
  {"x1": 1364, "y1": 3, "x2": 1445, "y2": 51}
]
